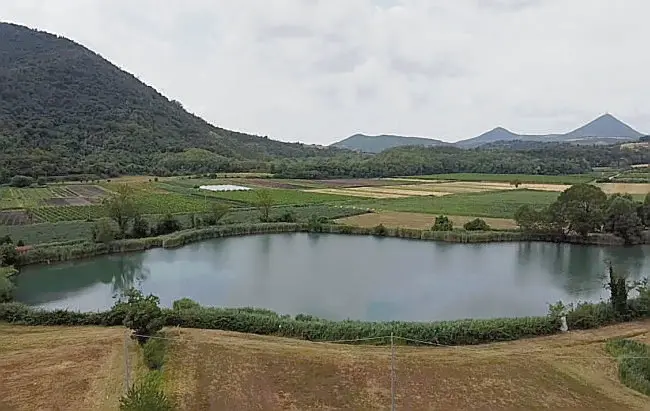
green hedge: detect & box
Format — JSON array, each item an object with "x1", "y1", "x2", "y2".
[
  {"x1": 605, "y1": 339, "x2": 650, "y2": 396},
  {"x1": 2, "y1": 295, "x2": 650, "y2": 346}
]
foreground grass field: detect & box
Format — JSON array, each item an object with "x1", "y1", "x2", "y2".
[
  {"x1": 162, "y1": 322, "x2": 650, "y2": 410},
  {"x1": 0, "y1": 325, "x2": 145, "y2": 411},
  {"x1": 2, "y1": 321, "x2": 650, "y2": 410}
]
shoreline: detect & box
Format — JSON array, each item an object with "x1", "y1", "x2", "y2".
[{"x1": 12, "y1": 222, "x2": 647, "y2": 269}]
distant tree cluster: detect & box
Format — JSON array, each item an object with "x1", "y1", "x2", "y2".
[{"x1": 515, "y1": 184, "x2": 650, "y2": 244}]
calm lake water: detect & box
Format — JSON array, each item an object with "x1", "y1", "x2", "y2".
[{"x1": 13, "y1": 233, "x2": 650, "y2": 321}]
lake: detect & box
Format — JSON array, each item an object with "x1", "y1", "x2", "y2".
[{"x1": 13, "y1": 233, "x2": 650, "y2": 321}]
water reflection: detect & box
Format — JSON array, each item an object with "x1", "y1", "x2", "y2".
[{"x1": 13, "y1": 235, "x2": 650, "y2": 321}]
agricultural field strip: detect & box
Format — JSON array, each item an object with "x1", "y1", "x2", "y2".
[
  {"x1": 396, "y1": 173, "x2": 595, "y2": 184},
  {"x1": 303, "y1": 188, "x2": 409, "y2": 199}
]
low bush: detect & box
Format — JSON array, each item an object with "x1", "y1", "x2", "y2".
[
  {"x1": 432, "y1": 215, "x2": 453, "y2": 231},
  {"x1": 605, "y1": 339, "x2": 650, "y2": 396},
  {"x1": 463, "y1": 218, "x2": 491, "y2": 231},
  {"x1": 143, "y1": 336, "x2": 166, "y2": 370},
  {"x1": 119, "y1": 372, "x2": 174, "y2": 411}
]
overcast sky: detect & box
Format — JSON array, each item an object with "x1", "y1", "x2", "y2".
[{"x1": 2, "y1": 0, "x2": 649, "y2": 144}]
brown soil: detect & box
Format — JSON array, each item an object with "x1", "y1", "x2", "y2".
[
  {"x1": 336, "y1": 211, "x2": 518, "y2": 230},
  {"x1": 67, "y1": 185, "x2": 109, "y2": 197},
  {"x1": 0, "y1": 210, "x2": 32, "y2": 225},
  {"x1": 43, "y1": 197, "x2": 93, "y2": 206},
  {"x1": 163, "y1": 321, "x2": 650, "y2": 410}
]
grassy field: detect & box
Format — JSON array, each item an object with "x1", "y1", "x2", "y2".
[
  {"x1": 337, "y1": 211, "x2": 518, "y2": 230},
  {"x1": 398, "y1": 173, "x2": 594, "y2": 184},
  {"x1": 349, "y1": 189, "x2": 560, "y2": 219},
  {"x1": 161, "y1": 322, "x2": 650, "y2": 410},
  {"x1": 0, "y1": 324, "x2": 146, "y2": 411},
  {"x1": 2, "y1": 320, "x2": 649, "y2": 410},
  {"x1": 170, "y1": 185, "x2": 360, "y2": 205}
]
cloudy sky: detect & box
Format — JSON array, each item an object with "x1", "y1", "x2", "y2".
[{"x1": 2, "y1": 0, "x2": 649, "y2": 144}]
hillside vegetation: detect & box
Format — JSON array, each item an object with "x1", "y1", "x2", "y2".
[
  {"x1": 2, "y1": 23, "x2": 650, "y2": 182},
  {"x1": 0, "y1": 22, "x2": 341, "y2": 181}
]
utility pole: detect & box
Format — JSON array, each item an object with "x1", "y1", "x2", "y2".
[
  {"x1": 391, "y1": 332, "x2": 396, "y2": 411},
  {"x1": 124, "y1": 332, "x2": 130, "y2": 394}
]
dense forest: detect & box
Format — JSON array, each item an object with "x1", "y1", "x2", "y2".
[
  {"x1": 1, "y1": 22, "x2": 649, "y2": 182},
  {"x1": 0, "y1": 22, "x2": 343, "y2": 182}
]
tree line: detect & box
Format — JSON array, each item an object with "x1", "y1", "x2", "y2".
[{"x1": 515, "y1": 184, "x2": 650, "y2": 244}]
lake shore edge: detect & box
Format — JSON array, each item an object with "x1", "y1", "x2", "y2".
[{"x1": 11, "y1": 222, "x2": 649, "y2": 269}]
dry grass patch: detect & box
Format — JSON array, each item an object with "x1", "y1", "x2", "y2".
[
  {"x1": 163, "y1": 321, "x2": 650, "y2": 410},
  {"x1": 598, "y1": 183, "x2": 650, "y2": 195},
  {"x1": 336, "y1": 210, "x2": 518, "y2": 230},
  {"x1": 304, "y1": 188, "x2": 409, "y2": 199},
  {"x1": 0, "y1": 324, "x2": 143, "y2": 411},
  {"x1": 346, "y1": 186, "x2": 449, "y2": 197}
]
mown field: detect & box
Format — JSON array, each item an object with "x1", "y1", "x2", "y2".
[
  {"x1": 0, "y1": 324, "x2": 146, "y2": 411},
  {"x1": 398, "y1": 173, "x2": 595, "y2": 184},
  {"x1": 347, "y1": 189, "x2": 560, "y2": 219},
  {"x1": 337, "y1": 211, "x2": 519, "y2": 230},
  {"x1": 161, "y1": 322, "x2": 650, "y2": 410},
  {"x1": 2, "y1": 321, "x2": 648, "y2": 410}
]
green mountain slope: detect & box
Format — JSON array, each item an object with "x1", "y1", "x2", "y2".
[
  {"x1": 0, "y1": 22, "x2": 338, "y2": 180},
  {"x1": 331, "y1": 133, "x2": 450, "y2": 153}
]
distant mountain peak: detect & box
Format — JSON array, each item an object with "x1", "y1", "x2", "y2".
[{"x1": 565, "y1": 113, "x2": 643, "y2": 139}]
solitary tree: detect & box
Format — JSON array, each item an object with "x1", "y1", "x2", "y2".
[
  {"x1": 103, "y1": 184, "x2": 137, "y2": 235},
  {"x1": 255, "y1": 189, "x2": 274, "y2": 222}
]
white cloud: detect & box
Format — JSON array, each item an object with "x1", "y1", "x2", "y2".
[{"x1": 2, "y1": 0, "x2": 649, "y2": 143}]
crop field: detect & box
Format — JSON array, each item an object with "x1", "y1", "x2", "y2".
[
  {"x1": 337, "y1": 211, "x2": 518, "y2": 230},
  {"x1": 305, "y1": 181, "x2": 572, "y2": 200},
  {"x1": 348, "y1": 189, "x2": 560, "y2": 219},
  {"x1": 0, "y1": 205, "x2": 367, "y2": 244},
  {"x1": 598, "y1": 183, "x2": 650, "y2": 196},
  {"x1": 0, "y1": 210, "x2": 33, "y2": 226},
  {"x1": 186, "y1": 186, "x2": 360, "y2": 205},
  {"x1": 0, "y1": 220, "x2": 94, "y2": 244},
  {"x1": 0, "y1": 185, "x2": 109, "y2": 210},
  {"x1": 162, "y1": 322, "x2": 650, "y2": 410},
  {"x1": 398, "y1": 173, "x2": 595, "y2": 184}
]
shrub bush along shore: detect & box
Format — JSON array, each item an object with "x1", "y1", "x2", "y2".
[
  {"x1": 11, "y1": 222, "x2": 646, "y2": 268},
  {"x1": 2, "y1": 286, "x2": 650, "y2": 347}
]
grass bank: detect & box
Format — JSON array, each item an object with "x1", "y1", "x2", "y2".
[{"x1": 605, "y1": 339, "x2": 650, "y2": 396}]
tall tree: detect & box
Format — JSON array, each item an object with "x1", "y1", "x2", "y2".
[
  {"x1": 604, "y1": 196, "x2": 643, "y2": 244},
  {"x1": 255, "y1": 189, "x2": 274, "y2": 222},
  {"x1": 103, "y1": 184, "x2": 137, "y2": 235},
  {"x1": 554, "y1": 184, "x2": 607, "y2": 236}
]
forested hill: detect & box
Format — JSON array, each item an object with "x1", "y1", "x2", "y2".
[{"x1": 0, "y1": 22, "x2": 341, "y2": 181}]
